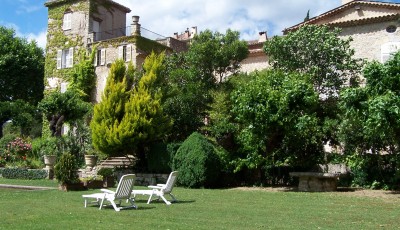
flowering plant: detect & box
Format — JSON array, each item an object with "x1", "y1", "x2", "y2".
[{"x1": 4, "y1": 137, "x2": 32, "y2": 162}]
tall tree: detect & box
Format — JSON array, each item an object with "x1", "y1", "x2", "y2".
[
  {"x1": 231, "y1": 70, "x2": 322, "y2": 171},
  {"x1": 340, "y1": 51, "x2": 400, "y2": 155},
  {"x1": 264, "y1": 25, "x2": 363, "y2": 98},
  {"x1": 264, "y1": 25, "x2": 364, "y2": 149},
  {"x1": 187, "y1": 29, "x2": 249, "y2": 83},
  {"x1": 338, "y1": 51, "x2": 400, "y2": 188},
  {"x1": 0, "y1": 26, "x2": 44, "y2": 138},
  {"x1": 163, "y1": 29, "x2": 248, "y2": 141},
  {"x1": 0, "y1": 26, "x2": 44, "y2": 104},
  {"x1": 91, "y1": 53, "x2": 171, "y2": 158},
  {"x1": 304, "y1": 10, "x2": 310, "y2": 22}
]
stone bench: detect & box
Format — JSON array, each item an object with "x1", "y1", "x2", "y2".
[{"x1": 289, "y1": 172, "x2": 341, "y2": 192}]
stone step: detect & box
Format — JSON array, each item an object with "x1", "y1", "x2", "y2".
[{"x1": 97, "y1": 156, "x2": 136, "y2": 169}]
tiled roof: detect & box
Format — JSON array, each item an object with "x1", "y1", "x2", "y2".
[
  {"x1": 45, "y1": 0, "x2": 131, "y2": 13},
  {"x1": 283, "y1": 0, "x2": 400, "y2": 33}
]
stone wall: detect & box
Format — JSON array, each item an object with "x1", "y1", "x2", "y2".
[
  {"x1": 340, "y1": 19, "x2": 400, "y2": 62},
  {"x1": 240, "y1": 53, "x2": 270, "y2": 73}
]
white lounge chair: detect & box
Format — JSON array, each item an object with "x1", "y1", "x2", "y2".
[
  {"x1": 132, "y1": 171, "x2": 178, "y2": 205},
  {"x1": 82, "y1": 174, "x2": 137, "y2": 211}
]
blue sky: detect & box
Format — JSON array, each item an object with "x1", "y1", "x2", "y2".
[{"x1": 1, "y1": 0, "x2": 400, "y2": 49}]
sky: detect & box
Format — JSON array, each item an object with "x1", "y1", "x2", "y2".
[{"x1": 1, "y1": 0, "x2": 400, "y2": 49}]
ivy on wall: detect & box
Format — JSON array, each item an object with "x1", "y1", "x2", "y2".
[{"x1": 45, "y1": 0, "x2": 89, "y2": 84}]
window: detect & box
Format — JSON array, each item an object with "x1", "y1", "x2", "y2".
[
  {"x1": 93, "y1": 20, "x2": 101, "y2": 41},
  {"x1": 381, "y1": 42, "x2": 400, "y2": 63},
  {"x1": 118, "y1": 45, "x2": 132, "y2": 62},
  {"x1": 63, "y1": 12, "x2": 72, "y2": 30},
  {"x1": 57, "y1": 48, "x2": 74, "y2": 69},
  {"x1": 94, "y1": 49, "x2": 106, "y2": 66}
]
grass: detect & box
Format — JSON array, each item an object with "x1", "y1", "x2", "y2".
[{"x1": 0, "y1": 179, "x2": 399, "y2": 229}]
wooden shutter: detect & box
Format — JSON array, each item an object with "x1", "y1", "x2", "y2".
[
  {"x1": 63, "y1": 13, "x2": 72, "y2": 30},
  {"x1": 57, "y1": 50, "x2": 62, "y2": 69},
  {"x1": 118, "y1": 46, "x2": 124, "y2": 59},
  {"x1": 100, "y1": 49, "x2": 106, "y2": 65},
  {"x1": 67, "y1": 47, "x2": 74, "y2": 68},
  {"x1": 126, "y1": 45, "x2": 132, "y2": 62}
]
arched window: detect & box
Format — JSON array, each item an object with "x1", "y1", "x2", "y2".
[{"x1": 386, "y1": 25, "x2": 397, "y2": 33}]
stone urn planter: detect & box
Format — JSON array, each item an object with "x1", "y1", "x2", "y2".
[
  {"x1": 84, "y1": 155, "x2": 97, "y2": 170},
  {"x1": 43, "y1": 155, "x2": 56, "y2": 179},
  {"x1": 44, "y1": 155, "x2": 56, "y2": 167}
]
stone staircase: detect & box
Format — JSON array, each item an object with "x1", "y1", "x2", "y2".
[{"x1": 96, "y1": 155, "x2": 136, "y2": 169}]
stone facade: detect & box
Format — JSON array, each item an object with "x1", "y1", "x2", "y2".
[
  {"x1": 241, "y1": 51, "x2": 270, "y2": 73},
  {"x1": 44, "y1": 0, "x2": 185, "y2": 102},
  {"x1": 240, "y1": 32, "x2": 269, "y2": 73},
  {"x1": 284, "y1": 1, "x2": 400, "y2": 63},
  {"x1": 340, "y1": 20, "x2": 400, "y2": 62}
]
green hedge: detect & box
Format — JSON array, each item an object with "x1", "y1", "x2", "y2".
[
  {"x1": 0, "y1": 168, "x2": 48, "y2": 180},
  {"x1": 172, "y1": 132, "x2": 222, "y2": 188}
]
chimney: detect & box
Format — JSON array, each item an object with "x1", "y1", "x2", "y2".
[
  {"x1": 173, "y1": 32, "x2": 179, "y2": 39},
  {"x1": 131, "y1": 15, "x2": 141, "y2": 36},
  {"x1": 342, "y1": 0, "x2": 355, "y2": 5},
  {"x1": 258, "y1": 31, "x2": 267, "y2": 42},
  {"x1": 190, "y1": 26, "x2": 198, "y2": 37}
]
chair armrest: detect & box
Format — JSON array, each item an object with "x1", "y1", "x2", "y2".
[
  {"x1": 148, "y1": 185, "x2": 163, "y2": 189},
  {"x1": 100, "y1": 188, "x2": 115, "y2": 194},
  {"x1": 156, "y1": 184, "x2": 166, "y2": 187}
]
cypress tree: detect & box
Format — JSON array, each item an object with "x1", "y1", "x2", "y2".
[{"x1": 91, "y1": 53, "x2": 171, "y2": 158}]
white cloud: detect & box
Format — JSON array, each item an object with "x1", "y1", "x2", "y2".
[
  {"x1": 0, "y1": 22, "x2": 47, "y2": 49},
  {"x1": 114, "y1": 0, "x2": 342, "y2": 40},
  {"x1": 26, "y1": 30, "x2": 47, "y2": 49}
]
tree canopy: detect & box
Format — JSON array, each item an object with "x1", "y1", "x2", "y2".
[
  {"x1": 162, "y1": 29, "x2": 248, "y2": 141},
  {"x1": 231, "y1": 70, "x2": 322, "y2": 171},
  {"x1": 264, "y1": 25, "x2": 363, "y2": 98},
  {"x1": 0, "y1": 26, "x2": 44, "y2": 104},
  {"x1": 339, "y1": 51, "x2": 400, "y2": 155},
  {"x1": 91, "y1": 53, "x2": 171, "y2": 157}
]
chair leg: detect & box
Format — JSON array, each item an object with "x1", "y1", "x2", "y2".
[
  {"x1": 84, "y1": 199, "x2": 88, "y2": 208},
  {"x1": 160, "y1": 195, "x2": 172, "y2": 205},
  {"x1": 147, "y1": 193, "x2": 154, "y2": 204},
  {"x1": 110, "y1": 200, "x2": 121, "y2": 212},
  {"x1": 99, "y1": 195, "x2": 106, "y2": 210},
  {"x1": 169, "y1": 193, "x2": 177, "y2": 203},
  {"x1": 128, "y1": 198, "x2": 137, "y2": 209}
]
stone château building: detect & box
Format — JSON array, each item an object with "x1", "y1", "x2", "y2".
[
  {"x1": 44, "y1": 0, "x2": 400, "y2": 95},
  {"x1": 284, "y1": 0, "x2": 400, "y2": 63},
  {"x1": 44, "y1": 0, "x2": 192, "y2": 102}
]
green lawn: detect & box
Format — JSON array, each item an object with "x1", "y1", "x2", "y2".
[{"x1": 0, "y1": 179, "x2": 399, "y2": 229}]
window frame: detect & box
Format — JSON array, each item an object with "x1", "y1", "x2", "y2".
[
  {"x1": 63, "y1": 12, "x2": 72, "y2": 30},
  {"x1": 57, "y1": 48, "x2": 74, "y2": 69}
]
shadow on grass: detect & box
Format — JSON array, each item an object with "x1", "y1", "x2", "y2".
[
  {"x1": 336, "y1": 187, "x2": 358, "y2": 192},
  {"x1": 88, "y1": 205, "x2": 156, "y2": 211},
  {"x1": 133, "y1": 199, "x2": 196, "y2": 205}
]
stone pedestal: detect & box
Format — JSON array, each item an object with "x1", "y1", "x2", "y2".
[
  {"x1": 290, "y1": 172, "x2": 340, "y2": 192},
  {"x1": 43, "y1": 155, "x2": 56, "y2": 179}
]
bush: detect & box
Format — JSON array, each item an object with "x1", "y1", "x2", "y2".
[
  {"x1": 54, "y1": 153, "x2": 79, "y2": 184},
  {"x1": 97, "y1": 167, "x2": 114, "y2": 177},
  {"x1": 0, "y1": 134, "x2": 17, "y2": 156},
  {"x1": 172, "y1": 132, "x2": 222, "y2": 188},
  {"x1": 1, "y1": 168, "x2": 47, "y2": 180}
]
